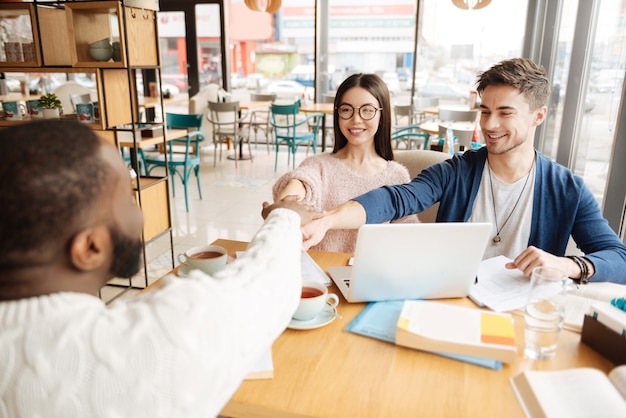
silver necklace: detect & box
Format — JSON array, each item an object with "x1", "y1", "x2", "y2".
[{"x1": 488, "y1": 163, "x2": 532, "y2": 244}]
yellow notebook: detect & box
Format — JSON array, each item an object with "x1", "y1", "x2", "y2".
[{"x1": 396, "y1": 300, "x2": 517, "y2": 364}]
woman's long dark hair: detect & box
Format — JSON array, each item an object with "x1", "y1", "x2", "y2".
[{"x1": 332, "y1": 73, "x2": 393, "y2": 160}]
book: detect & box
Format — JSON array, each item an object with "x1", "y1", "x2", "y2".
[
  {"x1": 589, "y1": 301, "x2": 626, "y2": 336},
  {"x1": 396, "y1": 300, "x2": 517, "y2": 364},
  {"x1": 344, "y1": 300, "x2": 505, "y2": 370},
  {"x1": 511, "y1": 366, "x2": 626, "y2": 417}
]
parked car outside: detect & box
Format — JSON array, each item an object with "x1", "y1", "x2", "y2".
[
  {"x1": 246, "y1": 73, "x2": 269, "y2": 90},
  {"x1": 418, "y1": 83, "x2": 469, "y2": 101},
  {"x1": 265, "y1": 80, "x2": 313, "y2": 101}
]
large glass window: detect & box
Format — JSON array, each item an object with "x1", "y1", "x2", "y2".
[{"x1": 572, "y1": 0, "x2": 626, "y2": 203}]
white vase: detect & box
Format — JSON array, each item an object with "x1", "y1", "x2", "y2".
[{"x1": 42, "y1": 108, "x2": 60, "y2": 119}]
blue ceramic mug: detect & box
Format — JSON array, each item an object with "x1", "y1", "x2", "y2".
[{"x1": 75, "y1": 103, "x2": 94, "y2": 123}]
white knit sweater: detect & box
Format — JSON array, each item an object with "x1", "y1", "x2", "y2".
[{"x1": 0, "y1": 209, "x2": 302, "y2": 418}]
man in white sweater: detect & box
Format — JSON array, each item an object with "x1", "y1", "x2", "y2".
[{"x1": 0, "y1": 120, "x2": 317, "y2": 418}]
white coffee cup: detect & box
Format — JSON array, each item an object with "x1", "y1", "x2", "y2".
[
  {"x1": 177, "y1": 244, "x2": 228, "y2": 275},
  {"x1": 292, "y1": 280, "x2": 339, "y2": 321}
]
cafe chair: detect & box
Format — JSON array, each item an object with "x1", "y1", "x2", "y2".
[
  {"x1": 393, "y1": 104, "x2": 416, "y2": 130},
  {"x1": 270, "y1": 101, "x2": 324, "y2": 171},
  {"x1": 437, "y1": 124, "x2": 474, "y2": 151},
  {"x1": 438, "y1": 108, "x2": 479, "y2": 123},
  {"x1": 206, "y1": 100, "x2": 251, "y2": 168},
  {"x1": 121, "y1": 147, "x2": 147, "y2": 176},
  {"x1": 413, "y1": 96, "x2": 439, "y2": 123},
  {"x1": 394, "y1": 149, "x2": 451, "y2": 223},
  {"x1": 144, "y1": 113, "x2": 205, "y2": 212},
  {"x1": 392, "y1": 125, "x2": 431, "y2": 150},
  {"x1": 248, "y1": 93, "x2": 276, "y2": 153}
]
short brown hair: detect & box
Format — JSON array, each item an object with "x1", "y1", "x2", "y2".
[{"x1": 475, "y1": 58, "x2": 550, "y2": 110}]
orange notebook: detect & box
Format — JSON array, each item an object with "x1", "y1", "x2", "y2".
[{"x1": 396, "y1": 300, "x2": 517, "y2": 364}]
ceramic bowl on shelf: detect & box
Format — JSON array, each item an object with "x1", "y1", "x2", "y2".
[
  {"x1": 89, "y1": 38, "x2": 111, "y2": 48},
  {"x1": 88, "y1": 46, "x2": 113, "y2": 62}
]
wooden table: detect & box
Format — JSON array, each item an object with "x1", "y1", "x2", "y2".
[
  {"x1": 419, "y1": 120, "x2": 476, "y2": 136},
  {"x1": 117, "y1": 128, "x2": 188, "y2": 173},
  {"x1": 144, "y1": 239, "x2": 615, "y2": 417},
  {"x1": 300, "y1": 102, "x2": 334, "y2": 152}
]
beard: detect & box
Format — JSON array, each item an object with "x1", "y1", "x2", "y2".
[{"x1": 109, "y1": 225, "x2": 143, "y2": 279}]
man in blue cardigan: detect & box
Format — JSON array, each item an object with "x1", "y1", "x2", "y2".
[{"x1": 297, "y1": 58, "x2": 626, "y2": 284}]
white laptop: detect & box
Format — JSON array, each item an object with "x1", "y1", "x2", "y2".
[{"x1": 327, "y1": 223, "x2": 492, "y2": 303}]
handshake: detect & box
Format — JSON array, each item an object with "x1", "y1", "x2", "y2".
[{"x1": 261, "y1": 196, "x2": 322, "y2": 226}]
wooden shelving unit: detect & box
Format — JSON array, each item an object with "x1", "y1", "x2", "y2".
[{"x1": 0, "y1": 0, "x2": 174, "y2": 301}]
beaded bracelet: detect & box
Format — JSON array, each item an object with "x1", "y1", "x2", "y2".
[{"x1": 566, "y1": 255, "x2": 589, "y2": 284}]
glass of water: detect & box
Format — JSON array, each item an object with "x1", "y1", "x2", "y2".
[{"x1": 524, "y1": 266, "x2": 568, "y2": 360}]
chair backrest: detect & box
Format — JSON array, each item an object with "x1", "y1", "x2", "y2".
[
  {"x1": 207, "y1": 100, "x2": 241, "y2": 138},
  {"x1": 414, "y1": 96, "x2": 439, "y2": 109},
  {"x1": 394, "y1": 104, "x2": 414, "y2": 126},
  {"x1": 250, "y1": 93, "x2": 276, "y2": 102},
  {"x1": 166, "y1": 112, "x2": 204, "y2": 131},
  {"x1": 322, "y1": 93, "x2": 336, "y2": 104},
  {"x1": 271, "y1": 101, "x2": 301, "y2": 136},
  {"x1": 437, "y1": 124, "x2": 474, "y2": 148},
  {"x1": 438, "y1": 108, "x2": 478, "y2": 122},
  {"x1": 394, "y1": 150, "x2": 452, "y2": 223}
]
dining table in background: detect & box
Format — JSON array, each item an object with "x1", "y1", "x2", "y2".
[
  {"x1": 142, "y1": 238, "x2": 616, "y2": 418},
  {"x1": 298, "y1": 102, "x2": 334, "y2": 152}
]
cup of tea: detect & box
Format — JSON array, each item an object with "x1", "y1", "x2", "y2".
[
  {"x1": 177, "y1": 245, "x2": 228, "y2": 275},
  {"x1": 292, "y1": 280, "x2": 339, "y2": 321}
]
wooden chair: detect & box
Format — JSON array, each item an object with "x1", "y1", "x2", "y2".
[
  {"x1": 248, "y1": 93, "x2": 276, "y2": 153},
  {"x1": 144, "y1": 113, "x2": 205, "y2": 212},
  {"x1": 438, "y1": 108, "x2": 478, "y2": 122},
  {"x1": 270, "y1": 101, "x2": 323, "y2": 170},
  {"x1": 206, "y1": 100, "x2": 251, "y2": 167}
]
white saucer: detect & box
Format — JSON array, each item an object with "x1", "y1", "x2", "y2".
[
  {"x1": 288, "y1": 305, "x2": 337, "y2": 330},
  {"x1": 175, "y1": 256, "x2": 235, "y2": 278}
]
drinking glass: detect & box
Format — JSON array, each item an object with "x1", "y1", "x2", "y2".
[{"x1": 524, "y1": 266, "x2": 568, "y2": 360}]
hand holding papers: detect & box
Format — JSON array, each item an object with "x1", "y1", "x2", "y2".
[{"x1": 469, "y1": 255, "x2": 531, "y2": 312}]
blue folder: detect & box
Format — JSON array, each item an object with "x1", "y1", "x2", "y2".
[{"x1": 344, "y1": 300, "x2": 503, "y2": 370}]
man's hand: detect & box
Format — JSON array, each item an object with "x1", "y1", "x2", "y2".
[
  {"x1": 261, "y1": 195, "x2": 321, "y2": 226},
  {"x1": 506, "y1": 245, "x2": 585, "y2": 278}
]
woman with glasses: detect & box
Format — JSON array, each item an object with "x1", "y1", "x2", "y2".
[{"x1": 269, "y1": 73, "x2": 418, "y2": 253}]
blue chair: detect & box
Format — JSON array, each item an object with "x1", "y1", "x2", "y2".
[
  {"x1": 392, "y1": 125, "x2": 431, "y2": 150},
  {"x1": 144, "y1": 113, "x2": 205, "y2": 212},
  {"x1": 121, "y1": 147, "x2": 147, "y2": 176},
  {"x1": 270, "y1": 101, "x2": 323, "y2": 170}
]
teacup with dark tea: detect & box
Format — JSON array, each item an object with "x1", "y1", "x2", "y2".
[{"x1": 177, "y1": 245, "x2": 227, "y2": 275}]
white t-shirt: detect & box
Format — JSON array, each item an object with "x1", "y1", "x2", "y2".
[{"x1": 469, "y1": 160, "x2": 535, "y2": 260}]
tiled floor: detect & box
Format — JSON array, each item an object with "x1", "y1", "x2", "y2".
[{"x1": 100, "y1": 139, "x2": 309, "y2": 302}]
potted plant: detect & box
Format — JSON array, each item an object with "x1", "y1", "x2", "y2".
[{"x1": 38, "y1": 93, "x2": 62, "y2": 119}]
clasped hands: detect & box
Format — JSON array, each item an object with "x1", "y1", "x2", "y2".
[{"x1": 261, "y1": 196, "x2": 325, "y2": 250}]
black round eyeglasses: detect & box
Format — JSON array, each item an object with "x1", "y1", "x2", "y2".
[{"x1": 336, "y1": 104, "x2": 382, "y2": 120}]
